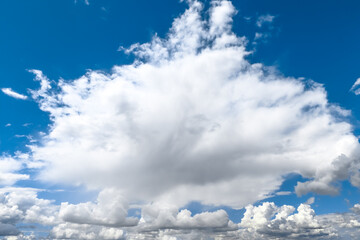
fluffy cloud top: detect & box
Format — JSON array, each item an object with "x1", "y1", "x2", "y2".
[
  {"x1": 26, "y1": 0, "x2": 360, "y2": 209},
  {"x1": 240, "y1": 202, "x2": 336, "y2": 239}
]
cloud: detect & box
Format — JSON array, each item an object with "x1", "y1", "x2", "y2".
[
  {"x1": 74, "y1": 0, "x2": 90, "y2": 5},
  {"x1": 25, "y1": 0, "x2": 360, "y2": 210},
  {"x1": 315, "y1": 206, "x2": 360, "y2": 239},
  {"x1": 275, "y1": 191, "x2": 292, "y2": 196},
  {"x1": 235, "y1": 201, "x2": 360, "y2": 239},
  {"x1": 3, "y1": 188, "x2": 360, "y2": 239},
  {"x1": 306, "y1": 197, "x2": 315, "y2": 205},
  {"x1": 0, "y1": 156, "x2": 29, "y2": 186},
  {"x1": 1, "y1": 88, "x2": 27, "y2": 100},
  {"x1": 0, "y1": 189, "x2": 59, "y2": 226},
  {"x1": 256, "y1": 14, "x2": 275, "y2": 28},
  {"x1": 1, "y1": 1, "x2": 360, "y2": 238},
  {"x1": 3, "y1": 234, "x2": 36, "y2": 240},
  {"x1": 239, "y1": 202, "x2": 336, "y2": 239},
  {"x1": 351, "y1": 203, "x2": 360, "y2": 214},
  {"x1": 51, "y1": 223, "x2": 126, "y2": 239},
  {"x1": 59, "y1": 188, "x2": 138, "y2": 227},
  {"x1": 295, "y1": 154, "x2": 360, "y2": 196},
  {"x1": 253, "y1": 32, "x2": 272, "y2": 43},
  {"x1": 51, "y1": 199, "x2": 237, "y2": 240},
  {"x1": 350, "y1": 78, "x2": 360, "y2": 95},
  {"x1": 0, "y1": 224, "x2": 20, "y2": 237},
  {"x1": 134, "y1": 203, "x2": 236, "y2": 231},
  {"x1": 0, "y1": 188, "x2": 59, "y2": 237}
]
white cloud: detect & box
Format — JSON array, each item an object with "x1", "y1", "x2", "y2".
[
  {"x1": 350, "y1": 78, "x2": 360, "y2": 95},
  {"x1": 1, "y1": 88, "x2": 27, "y2": 100},
  {"x1": 239, "y1": 202, "x2": 336, "y2": 239},
  {"x1": 351, "y1": 203, "x2": 360, "y2": 214},
  {"x1": 315, "y1": 204, "x2": 360, "y2": 239},
  {"x1": 253, "y1": 32, "x2": 272, "y2": 43},
  {"x1": 0, "y1": 156, "x2": 28, "y2": 186},
  {"x1": 74, "y1": 0, "x2": 90, "y2": 5},
  {"x1": 0, "y1": 190, "x2": 59, "y2": 226},
  {"x1": 4, "y1": 234, "x2": 36, "y2": 240},
  {"x1": 1, "y1": 1, "x2": 360, "y2": 238},
  {"x1": 256, "y1": 14, "x2": 275, "y2": 28},
  {"x1": 134, "y1": 202, "x2": 236, "y2": 232},
  {"x1": 306, "y1": 197, "x2": 315, "y2": 205},
  {"x1": 2, "y1": 188, "x2": 360, "y2": 239},
  {"x1": 51, "y1": 223, "x2": 126, "y2": 240},
  {"x1": 0, "y1": 188, "x2": 59, "y2": 237},
  {"x1": 59, "y1": 188, "x2": 138, "y2": 227},
  {"x1": 24, "y1": 0, "x2": 360, "y2": 210},
  {"x1": 275, "y1": 191, "x2": 292, "y2": 196}
]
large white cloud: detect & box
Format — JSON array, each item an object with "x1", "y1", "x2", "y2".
[{"x1": 26, "y1": 0, "x2": 360, "y2": 209}]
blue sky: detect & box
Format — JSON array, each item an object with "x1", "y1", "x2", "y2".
[{"x1": 1, "y1": 0, "x2": 360, "y2": 239}]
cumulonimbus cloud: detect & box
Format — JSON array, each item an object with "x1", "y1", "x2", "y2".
[{"x1": 26, "y1": 0, "x2": 359, "y2": 211}]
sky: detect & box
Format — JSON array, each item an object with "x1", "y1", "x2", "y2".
[{"x1": 1, "y1": 0, "x2": 360, "y2": 239}]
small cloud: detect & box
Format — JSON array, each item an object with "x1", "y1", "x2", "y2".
[
  {"x1": 253, "y1": 32, "x2": 272, "y2": 45},
  {"x1": 5, "y1": 123, "x2": 11, "y2": 127},
  {"x1": 26, "y1": 135, "x2": 37, "y2": 143},
  {"x1": 243, "y1": 16, "x2": 252, "y2": 22},
  {"x1": 254, "y1": 32, "x2": 263, "y2": 40},
  {"x1": 306, "y1": 197, "x2": 315, "y2": 205},
  {"x1": 22, "y1": 123, "x2": 32, "y2": 127},
  {"x1": 1, "y1": 88, "x2": 28, "y2": 100},
  {"x1": 276, "y1": 191, "x2": 292, "y2": 196},
  {"x1": 74, "y1": 0, "x2": 89, "y2": 5},
  {"x1": 350, "y1": 78, "x2": 360, "y2": 95},
  {"x1": 14, "y1": 134, "x2": 26, "y2": 138},
  {"x1": 256, "y1": 14, "x2": 275, "y2": 28},
  {"x1": 351, "y1": 203, "x2": 360, "y2": 214}
]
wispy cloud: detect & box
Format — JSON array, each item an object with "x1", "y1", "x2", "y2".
[
  {"x1": 256, "y1": 14, "x2": 275, "y2": 27},
  {"x1": 350, "y1": 78, "x2": 360, "y2": 95},
  {"x1": 74, "y1": 0, "x2": 89, "y2": 5},
  {"x1": 1, "y1": 88, "x2": 28, "y2": 100}
]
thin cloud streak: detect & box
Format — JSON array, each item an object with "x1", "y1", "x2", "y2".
[{"x1": 1, "y1": 88, "x2": 28, "y2": 100}]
